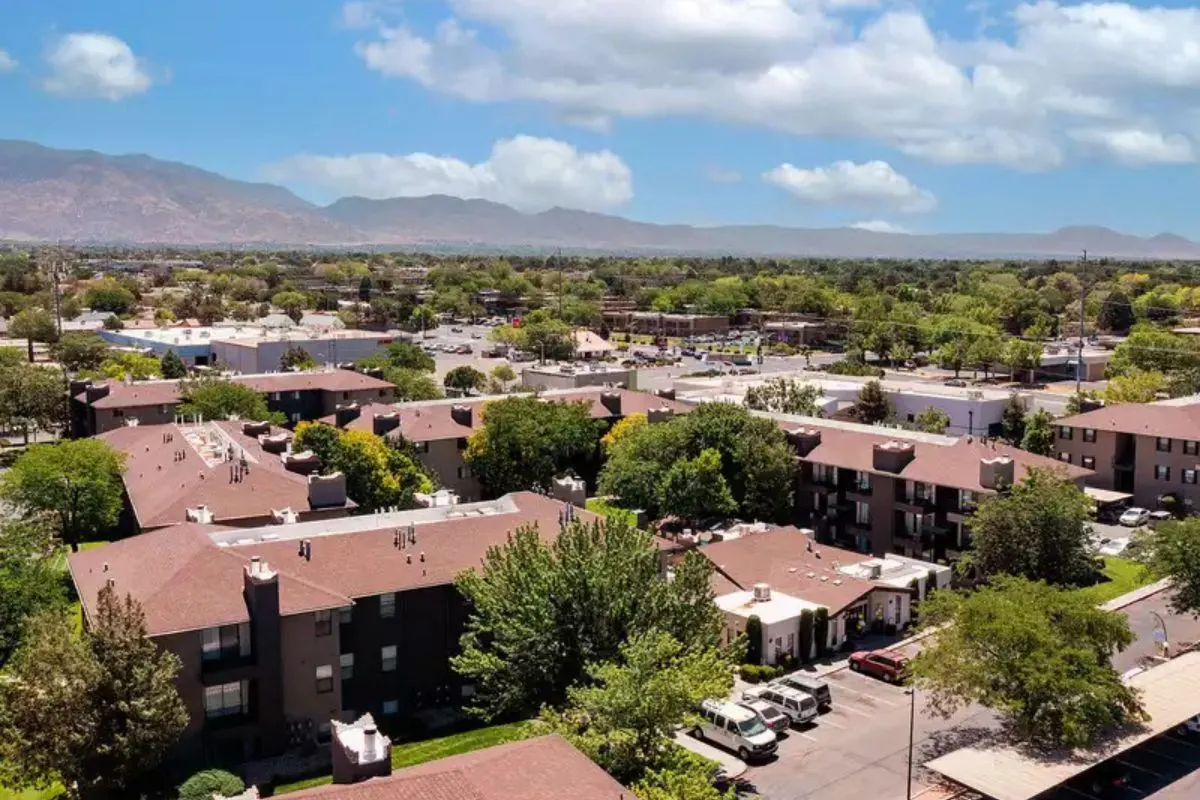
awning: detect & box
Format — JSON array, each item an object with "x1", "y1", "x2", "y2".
[
  {"x1": 1084, "y1": 486, "x2": 1133, "y2": 505},
  {"x1": 924, "y1": 651, "x2": 1200, "y2": 800}
]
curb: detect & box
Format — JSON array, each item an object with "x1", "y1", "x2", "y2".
[{"x1": 1101, "y1": 578, "x2": 1172, "y2": 612}]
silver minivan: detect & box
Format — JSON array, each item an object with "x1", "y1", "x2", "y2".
[
  {"x1": 742, "y1": 684, "x2": 818, "y2": 726},
  {"x1": 693, "y1": 699, "x2": 778, "y2": 761}
]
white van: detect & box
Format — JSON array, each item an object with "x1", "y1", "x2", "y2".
[
  {"x1": 692, "y1": 699, "x2": 778, "y2": 761},
  {"x1": 742, "y1": 684, "x2": 818, "y2": 726}
]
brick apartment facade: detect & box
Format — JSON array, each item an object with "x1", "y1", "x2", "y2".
[
  {"x1": 67, "y1": 493, "x2": 592, "y2": 769},
  {"x1": 774, "y1": 417, "x2": 1091, "y2": 561},
  {"x1": 70, "y1": 369, "x2": 396, "y2": 437},
  {"x1": 324, "y1": 388, "x2": 689, "y2": 501},
  {"x1": 1055, "y1": 403, "x2": 1200, "y2": 510}
]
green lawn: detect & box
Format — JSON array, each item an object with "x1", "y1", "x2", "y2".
[
  {"x1": 585, "y1": 497, "x2": 637, "y2": 526},
  {"x1": 1074, "y1": 557, "x2": 1152, "y2": 605},
  {"x1": 0, "y1": 785, "x2": 63, "y2": 800},
  {"x1": 273, "y1": 720, "x2": 536, "y2": 794}
]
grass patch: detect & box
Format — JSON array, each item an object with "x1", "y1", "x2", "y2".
[
  {"x1": 273, "y1": 720, "x2": 536, "y2": 795},
  {"x1": 1074, "y1": 557, "x2": 1152, "y2": 605},
  {"x1": 585, "y1": 498, "x2": 637, "y2": 527},
  {"x1": 0, "y1": 785, "x2": 64, "y2": 800}
]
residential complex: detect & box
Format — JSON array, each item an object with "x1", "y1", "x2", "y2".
[
  {"x1": 1055, "y1": 402, "x2": 1200, "y2": 509},
  {"x1": 67, "y1": 492, "x2": 590, "y2": 766},
  {"x1": 70, "y1": 368, "x2": 395, "y2": 436},
  {"x1": 324, "y1": 388, "x2": 688, "y2": 500},
  {"x1": 100, "y1": 419, "x2": 355, "y2": 533}
]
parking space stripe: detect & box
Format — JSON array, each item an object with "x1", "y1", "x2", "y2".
[
  {"x1": 1138, "y1": 739, "x2": 1200, "y2": 764},
  {"x1": 818, "y1": 717, "x2": 847, "y2": 729},
  {"x1": 832, "y1": 684, "x2": 899, "y2": 706},
  {"x1": 797, "y1": 731, "x2": 819, "y2": 742},
  {"x1": 829, "y1": 703, "x2": 871, "y2": 717},
  {"x1": 1115, "y1": 758, "x2": 1165, "y2": 779}
]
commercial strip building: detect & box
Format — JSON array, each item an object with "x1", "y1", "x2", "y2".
[
  {"x1": 601, "y1": 310, "x2": 730, "y2": 336},
  {"x1": 67, "y1": 493, "x2": 594, "y2": 767},
  {"x1": 98, "y1": 325, "x2": 394, "y2": 370},
  {"x1": 1054, "y1": 402, "x2": 1200, "y2": 510},
  {"x1": 520, "y1": 362, "x2": 637, "y2": 390},
  {"x1": 703, "y1": 526, "x2": 950, "y2": 663},
  {"x1": 324, "y1": 388, "x2": 689, "y2": 501},
  {"x1": 100, "y1": 419, "x2": 355, "y2": 533},
  {"x1": 770, "y1": 415, "x2": 1091, "y2": 559},
  {"x1": 70, "y1": 368, "x2": 396, "y2": 436}
]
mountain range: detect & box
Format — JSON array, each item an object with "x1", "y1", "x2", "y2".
[{"x1": 1, "y1": 139, "x2": 1197, "y2": 258}]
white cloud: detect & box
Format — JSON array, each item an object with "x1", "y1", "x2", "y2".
[
  {"x1": 0, "y1": 50, "x2": 17, "y2": 73},
  {"x1": 764, "y1": 160, "x2": 935, "y2": 213},
  {"x1": 850, "y1": 220, "x2": 909, "y2": 234},
  {"x1": 42, "y1": 33, "x2": 155, "y2": 100},
  {"x1": 348, "y1": 1, "x2": 1200, "y2": 169},
  {"x1": 262, "y1": 135, "x2": 633, "y2": 212},
  {"x1": 1069, "y1": 127, "x2": 1195, "y2": 165}
]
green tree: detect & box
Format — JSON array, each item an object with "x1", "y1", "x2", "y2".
[
  {"x1": 453, "y1": 517, "x2": 724, "y2": 720},
  {"x1": 271, "y1": 290, "x2": 309, "y2": 322},
  {"x1": 83, "y1": 279, "x2": 136, "y2": 315},
  {"x1": 1001, "y1": 392, "x2": 1026, "y2": 445},
  {"x1": 280, "y1": 345, "x2": 318, "y2": 371},
  {"x1": 387, "y1": 367, "x2": 444, "y2": 401},
  {"x1": 487, "y1": 363, "x2": 518, "y2": 394},
  {"x1": 103, "y1": 315, "x2": 124, "y2": 331},
  {"x1": 98, "y1": 352, "x2": 160, "y2": 381},
  {"x1": 10, "y1": 308, "x2": 57, "y2": 361},
  {"x1": 293, "y1": 421, "x2": 343, "y2": 465},
  {"x1": 178, "y1": 377, "x2": 284, "y2": 424},
  {"x1": 406, "y1": 304, "x2": 439, "y2": 334},
  {"x1": 1020, "y1": 408, "x2": 1055, "y2": 456},
  {"x1": 464, "y1": 395, "x2": 601, "y2": 496},
  {"x1": 601, "y1": 413, "x2": 647, "y2": 455},
  {"x1": 634, "y1": 755, "x2": 735, "y2": 800},
  {"x1": 490, "y1": 310, "x2": 573, "y2": 360},
  {"x1": 294, "y1": 423, "x2": 431, "y2": 512},
  {"x1": 0, "y1": 585, "x2": 188, "y2": 799},
  {"x1": 159, "y1": 349, "x2": 187, "y2": 379},
  {"x1": 744, "y1": 615, "x2": 763, "y2": 666},
  {"x1": 362, "y1": 342, "x2": 437, "y2": 373},
  {"x1": 1102, "y1": 369, "x2": 1166, "y2": 405},
  {"x1": 743, "y1": 377, "x2": 823, "y2": 416},
  {"x1": 913, "y1": 406, "x2": 951, "y2": 434},
  {"x1": 444, "y1": 365, "x2": 487, "y2": 393},
  {"x1": 1097, "y1": 288, "x2": 1136, "y2": 332},
  {"x1": 0, "y1": 520, "x2": 67, "y2": 667},
  {"x1": 966, "y1": 334, "x2": 1003, "y2": 379},
  {"x1": 50, "y1": 334, "x2": 110, "y2": 372},
  {"x1": 911, "y1": 576, "x2": 1143, "y2": 748},
  {"x1": 0, "y1": 440, "x2": 125, "y2": 551},
  {"x1": 935, "y1": 340, "x2": 969, "y2": 378},
  {"x1": 542, "y1": 631, "x2": 734, "y2": 784},
  {"x1": 854, "y1": 379, "x2": 892, "y2": 425},
  {"x1": 967, "y1": 468, "x2": 1094, "y2": 586},
  {"x1": 1131, "y1": 518, "x2": 1200, "y2": 618},
  {"x1": 0, "y1": 362, "x2": 66, "y2": 443},
  {"x1": 659, "y1": 449, "x2": 737, "y2": 525},
  {"x1": 178, "y1": 770, "x2": 245, "y2": 800}
]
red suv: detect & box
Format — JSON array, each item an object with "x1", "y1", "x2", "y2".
[{"x1": 849, "y1": 649, "x2": 910, "y2": 683}]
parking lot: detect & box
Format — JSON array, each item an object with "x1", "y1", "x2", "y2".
[{"x1": 1041, "y1": 726, "x2": 1200, "y2": 799}]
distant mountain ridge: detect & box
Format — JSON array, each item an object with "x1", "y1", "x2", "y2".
[{"x1": 1, "y1": 139, "x2": 1197, "y2": 258}]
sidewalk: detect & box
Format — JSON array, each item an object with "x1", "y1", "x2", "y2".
[
  {"x1": 1101, "y1": 577, "x2": 1171, "y2": 611},
  {"x1": 671, "y1": 731, "x2": 748, "y2": 780}
]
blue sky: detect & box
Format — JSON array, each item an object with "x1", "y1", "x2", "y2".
[{"x1": 3, "y1": 0, "x2": 1200, "y2": 235}]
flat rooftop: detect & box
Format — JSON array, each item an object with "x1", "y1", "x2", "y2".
[
  {"x1": 104, "y1": 325, "x2": 389, "y2": 347},
  {"x1": 676, "y1": 372, "x2": 1015, "y2": 403}
]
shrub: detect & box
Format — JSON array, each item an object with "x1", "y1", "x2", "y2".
[
  {"x1": 814, "y1": 607, "x2": 830, "y2": 657},
  {"x1": 740, "y1": 664, "x2": 763, "y2": 683},
  {"x1": 179, "y1": 769, "x2": 245, "y2": 800},
  {"x1": 745, "y1": 615, "x2": 763, "y2": 665},
  {"x1": 798, "y1": 609, "x2": 815, "y2": 663}
]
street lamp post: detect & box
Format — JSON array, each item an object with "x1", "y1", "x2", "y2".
[{"x1": 906, "y1": 687, "x2": 916, "y2": 800}]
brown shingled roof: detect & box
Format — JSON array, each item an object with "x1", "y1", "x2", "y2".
[
  {"x1": 101, "y1": 421, "x2": 352, "y2": 530},
  {"x1": 68, "y1": 492, "x2": 591, "y2": 636},
  {"x1": 280, "y1": 735, "x2": 625, "y2": 800},
  {"x1": 328, "y1": 388, "x2": 690, "y2": 443},
  {"x1": 700, "y1": 528, "x2": 880, "y2": 614},
  {"x1": 1057, "y1": 403, "x2": 1200, "y2": 440},
  {"x1": 76, "y1": 370, "x2": 394, "y2": 409}
]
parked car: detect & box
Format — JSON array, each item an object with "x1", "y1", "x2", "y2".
[
  {"x1": 943, "y1": 378, "x2": 967, "y2": 387},
  {"x1": 776, "y1": 674, "x2": 832, "y2": 710},
  {"x1": 451, "y1": 326, "x2": 464, "y2": 333},
  {"x1": 736, "y1": 699, "x2": 790, "y2": 734},
  {"x1": 692, "y1": 700, "x2": 778, "y2": 762},
  {"x1": 742, "y1": 684, "x2": 818, "y2": 726},
  {"x1": 1119, "y1": 507, "x2": 1151, "y2": 527},
  {"x1": 1178, "y1": 715, "x2": 1200, "y2": 736},
  {"x1": 848, "y1": 650, "x2": 910, "y2": 684}
]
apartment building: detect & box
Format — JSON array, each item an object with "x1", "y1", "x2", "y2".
[
  {"x1": 772, "y1": 416, "x2": 1091, "y2": 560},
  {"x1": 1055, "y1": 403, "x2": 1200, "y2": 510},
  {"x1": 70, "y1": 369, "x2": 395, "y2": 436},
  {"x1": 67, "y1": 493, "x2": 592, "y2": 768},
  {"x1": 325, "y1": 388, "x2": 689, "y2": 500},
  {"x1": 100, "y1": 420, "x2": 355, "y2": 533}
]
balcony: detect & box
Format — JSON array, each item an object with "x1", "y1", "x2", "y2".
[
  {"x1": 895, "y1": 494, "x2": 935, "y2": 514},
  {"x1": 201, "y1": 652, "x2": 256, "y2": 681}
]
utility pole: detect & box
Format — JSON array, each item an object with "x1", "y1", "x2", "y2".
[
  {"x1": 906, "y1": 688, "x2": 916, "y2": 800},
  {"x1": 1077, "y1": 249, "x2": 1088, "y2": 396}
]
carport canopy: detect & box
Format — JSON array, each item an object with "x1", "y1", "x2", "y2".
[
  {"x1": 1084, "y1": 486, "x2": 1133, "y2": 505},
  {"x1": 924, "y1": 651, "x2": 1200, "y2": 800}
]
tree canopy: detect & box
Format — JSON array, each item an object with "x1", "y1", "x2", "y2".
[
  {"x1": 854, "y1": 380, "x2": 892, "y2": 425},
  {"x1": 293, "y1": 422, "x2": 432, "y2": 512},
  {"x1": 659, "y1": 449, "x2": 737, "y2": 525},
  {"x1": 1130, "y1": 518, "x2": 1200, "y2": 619},
  {"x1": 178, "y1": 377, "x2": 284, "y2": 424},
  {"x1": 911, "y1": 576, "x2": 1143, "y2": 748},
  {"x1": 50, "y1": 333, "x2": 110, "y2": 372},
  {"x1": 444, "y1": 365, "x2": 487, "y2": 393},
  {"x1": 280, "y1": 345, "x2": 318, "y2": 371},
  {"x1": 159, "y1": 349, "x2": 187, "y2": 379},
  {"x1": 0, "y1": 362, "x2": 65, "y2": 443},
  {"x1": 1020, "y1": 408, "x2": 1056, "y2": 456},
  {"x1": 0, "y1": 519, "x2": 67, "y2": 667},
  {"x1": 743, "y1": 377, "x2": 823, "y2": 416}
]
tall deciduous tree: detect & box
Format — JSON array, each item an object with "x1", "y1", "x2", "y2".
[
  {"x1": 743, "y1": 377, "x2": 823, "y2": 416},
  {"x1": 0, "y1": 440, "x2": 125, "y2": 551},
  {"x1": 1097, "y1": 288, "x2": 1136, "y2": 332},
  {"x1": 294, "y1": 423, "x2": 432, "y2": 512},
  {"x1": 50, "y1": 334, "x2": 110, "y2": 372},
  {"x1": 913, "y1": 406, "x2": 951, "y2": 434},
  {"x1": 0, "y1": 520, "x2": 67, "y2": 667},
  {"x1": 453, "y1": 518, "x2": 724, "y2": 720},
  {"x1": 659, "y1": 448, "x2": 737, "y2": 525},
  {"x1": 178, "y1": 377, "x2": 284, "y2": 424},
  {"x1": 1020, "y1": 408, "x2": 1056, "y2": 456},
  {"x1": 10, "y1": 308, "x2": 57, "y2": 362},
  {"x1": 0, "y1": 362, "x2": 65, "y2": 443},
  {"x1": 1131, "y1": 518, "x2": 1200, "y2": 618},
  {"x1": 443, "y1": 365, "x2": 487, "y2": 393},
  {"x1": 911, "y1": 576, "x2": 1143, "y2": 748},
  {"x1": 279, "y1": 345, "x2": 317, "y2": 371},
  {"x1": 0, "y1": 586, "x2": 188, "y2": 798},
  {"x1": 1102, "y1": 369, "x2": 1166, "y2": 405},
  {"x1": 967, "y1": 468, "x2": 1094, "y2": 586},
  {"x1": 1001, "y1": 393, "x2": 1026, "y2": 445}
]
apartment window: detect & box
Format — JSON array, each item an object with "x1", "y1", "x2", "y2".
[
  {"x1": 1083, "y1": 428, "x2": 1096, "y2": 443},
  {"x1": 379, "y1": 389, "x2": 387, "y2": 398},
  {"x1": 159, "y1": 404, "x2": 170, "y2": 415},
  {"x1": 382, "y1": 699, "x2": 399, "y2": 716},
  {"x1": 342, "y1": 391, "x2": 350, "y2": 400},
  {"x1": 854, "y1": 501, "x2": 870, "y2": 526},
  {"x1": 292, "y1": 391, "x2": 301, "y2": 400},
  {"x1": 457, "y1": 437, "x2": 469, "y2": 451},
  {"x1": 338, "y1": 605, "x2": 352, "y2": 625},
  {"x1": 1187, "y1": 441, "x2": 1199, "y2": 456},
  {"x1": 1058, "y1": 452, "x2": 1072, "y2": 464},
  {"x1": 1156, "y1": 465, "x2": 1171, "y2": 481},
  {"x1": 203, "y1": 681, "x2": 248, "y2": 719},
  {"x1": 1058, "y1": 426, "x2": 1073, "y2": 440},
  {"x1": 201, "y1": 623, "x2": 251, "y2": 662},
  {"x1": 1082, "y1": 456, "x2": 1096, "y2": 470},
  {"x1": 113, "y1": 409, "x2": 124, "y2": 418},
  {"x1": 959, "y1": 489, "x2": 976, "y2": 510},
  {"x1": 414, "y1": 441, "x2": 429, "y2": 454},
  {"x1": 381, "y1": 645, "x2": 397, "y2": 673},
  {"x1": 787, "y1": 633, "x2": 795, "y2": 652},
  {"x1": 854, "y1": 471, "x2": 871, "y2": 492},
  {"x1": 1185, "y1": 469, "x2": 1198, "y2": 486},
  {"x1": 379, "y1": 592, "x2": 396, "y2": 619},
  {"x1": 904, "y1": 513, "x2": 920, "y2": 537},
  {"x1": 1157, "y1": 437, "x2": 1173, "y2": 453},
  {"x1": 315, "y1": 665, "x2": 334, "y2": 694},
  {"x1": 340, "y1": 653, "x2": 355, "y2": 681},
  {"x1": 317, "y1": 722, "x2": 332, "y2": 744},
  {"x1": 271, "y1": 392, "x2": 281, "y2": 401},
  {"x1": 314, "y1": 610, "x2": 333, "y2": 637},
  {"x1": 457, "y1": 465, "x2": 472, "y2": 480}
]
